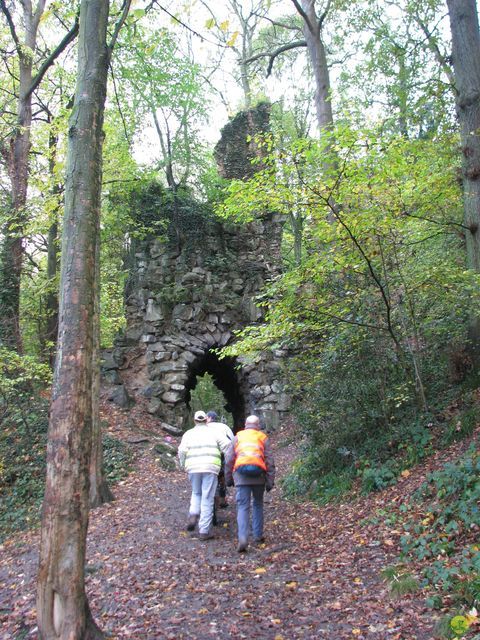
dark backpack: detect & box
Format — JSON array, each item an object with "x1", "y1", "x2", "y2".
[{"x1": 236, "y1": 463, "x2": 264, "y2": 477}]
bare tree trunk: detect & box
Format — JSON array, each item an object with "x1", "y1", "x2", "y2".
[
  {"x1": 296, "y1": 0, "x2": 334, "y2": 134},
  {"x1": 37, "y1": 0, "x2": 110, "y2": 637},
  {"x1": 447, "y1": 0, "x2": 480, "y2": 357}
]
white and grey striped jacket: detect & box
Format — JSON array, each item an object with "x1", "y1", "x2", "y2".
[{"x1": 178, "y1": 423, "x2": 231, "y2": 474}]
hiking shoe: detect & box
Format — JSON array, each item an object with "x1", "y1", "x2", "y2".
[
  {"x1": 253, "y1": 536, "x2": 265, "y2": 544},
  {"x1": 237, "y1": 539, "x2": 248, "y2": 552},
  {"x1": 186, "y1": 514, "x2": 198, "y2": 531},
  {"x1": 199, "y1": 532, "x2": 214, "y2": 541}
]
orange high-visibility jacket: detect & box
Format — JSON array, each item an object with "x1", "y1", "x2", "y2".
[{"x1": 233, "y1": 429, "x2": 268, "y2": 472}]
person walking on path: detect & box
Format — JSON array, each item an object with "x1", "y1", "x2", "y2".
[
  {"x1": 225, "y1": 414, "x2": 276, "y2": 552},
  {"x1": 178, "y1": 410, "x2": 231, "y2": 541},
  {"x1": 206, "y1": 410, "x2": 234, "y2": 510}
]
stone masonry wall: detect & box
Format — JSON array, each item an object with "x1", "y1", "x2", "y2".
[{"x1": 110, "y1": 211, "x2": 290, "y2": 432}]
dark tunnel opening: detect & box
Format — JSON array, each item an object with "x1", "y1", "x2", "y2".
[{"x1": 184, "y1": 349, "x2": 246, "y2": 432}]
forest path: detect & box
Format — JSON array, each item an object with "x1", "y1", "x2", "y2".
[{"x1": 1, "y1": 416, "x2": 438, "y2": 639}]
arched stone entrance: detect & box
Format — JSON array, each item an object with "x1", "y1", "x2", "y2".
[
  {"x1": 109, "y1": 106, "x2": 292, "y2": 431},
  {"x1": 184, "y1": 349, "x2": 247, "y2": 431}
]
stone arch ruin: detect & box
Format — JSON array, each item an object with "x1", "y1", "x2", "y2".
[{"x1": 106, "y1": 105, "x2": 291, "y2": 432}]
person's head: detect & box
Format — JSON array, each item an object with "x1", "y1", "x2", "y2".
[
  {"x1": 206, "y1": 410, "x2": 219, "y2": 423},
  {"x1": 194, "y1": 410, "x2": 207, "y2": 424},
  {"x1": 245, "y1": 414, "x2": 260, "y2": 429}
]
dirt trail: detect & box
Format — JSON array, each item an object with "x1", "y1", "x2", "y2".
[{"x1": 0, "y1": 420, "x2": 438, "y2": 640}]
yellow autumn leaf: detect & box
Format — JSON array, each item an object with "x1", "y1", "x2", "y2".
[
  {"x1": 271, "y1": 618, "x2": 281, "y2": 624},
  {"x1": 353, "y1": 577, "x2": 362, "y2": 583},
  {"x1": 219, "y1": 20, "x2": 229, "y2": 32},
  {"x1": 274, "y1": 636, "x2": 284, "y2": 640},
  {"x1": 117, "y1": 531, "x2": 125, "y2": 537},
  {"x1": 352, "y1": 629, "x2": 362, "y2": 636},
  {"x1": 466, "y1": 607, "x2": 478, "y2": 625},
  {"x1": 400, "y1": 469, "x2": 410, "y2": 478},
  {"x1": 197, "y1": 607, "x2": 208, "y2": 614},
  {"x1": 285, "y1": 581, "x2": 298, "y2": 589},
  {"x1": 205, "y1": 17, "x2": 215, "y2": 29},
  {"x1": 254, "y1": 567, "x2": 267, "y2": 574},
  {"x1": 227, "y1": 30, "x2": 240, "y2": 47}
]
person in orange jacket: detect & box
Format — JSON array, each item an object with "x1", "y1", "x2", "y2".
[{"x1": 225, "y1": 414, "x2": 275, "y2": 552}]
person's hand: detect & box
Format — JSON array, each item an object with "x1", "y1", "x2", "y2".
[{"x1": 266, "y1": 484, "x2": 273, "y2": 492}]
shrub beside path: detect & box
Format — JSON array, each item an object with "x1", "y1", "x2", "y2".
[{"x1": 0, "y1": 414, "x2": 441, "y2": 639}]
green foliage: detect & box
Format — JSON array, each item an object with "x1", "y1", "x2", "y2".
[
  {"x1": 0, "y1": 352, "x2": 131, "y2": 541},
  {"x1": 0, "y1": 405, "x2": 133, "y2": 541},
  {"x1": 103, "y1": 434, "x2": 134, "y2": 484},
  {"x1": 221, "y1": 123, "x2": 478, "y2": 506},
  {"x1": 400, "y1": 446, "x2": 480, "y2": 612},
  {"x1": 0, "y1": 349, "x2": 52, "y2": 538},
  {"x1": 113, "y1": 21, "x2": 210, "y2": 189},
  {"x1": 401, "y1": 447, "x2": 480, "y2": 561},
  {"x1": 0, "y1": 347, "x2": 52, "y2": 418},
  {"x1": 188, "y1": 373, "x2": 233, "y2": 426},
  {"x1": 0, "y1": 398, "x2": 48, "y2": 541},
  {"x1": 361, "y1": 464, "x2": 397, "y2": 493}
]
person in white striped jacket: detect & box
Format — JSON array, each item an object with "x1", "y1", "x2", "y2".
[{"x1": 178, "y1": 410, "x2": 231, "y2": 540}]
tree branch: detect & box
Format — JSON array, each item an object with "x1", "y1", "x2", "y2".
[
  {"x1": 155, "y1": 0, "x2": 230, "y2": 48},
  {"x1": 310, "y1": 306, "x2": 390, "y2": 333},
  {"x1": 245, "y1": 40, "x2": 307, "y2": 76},
  {"x1": 108, "y1": 0, "x2": 132, "y2": 54},
  {"x1": 25, "y1": 15, "x2": 79, "y2": 100},
  {"x1": 0, "y1": 0, "x2": 20, "y2": 47},
  {"x1": 255, "y1": 14, "x2": 301, "y2": 31},
  {"x1": 32, "y1": 0, "x2": 47, "y2": 35},
  {"x1": 415, "y1": 15, "x2": 457, "y2": 94},
  {"x1": 318, "y1": 0, "x2": 332, "y2": 30},
  {"x1": 109, "y1": 62, "x2": 130, "y2": 144},
  {"x1": 290, "y1": 0, "x2": 315, "y2": 34}
]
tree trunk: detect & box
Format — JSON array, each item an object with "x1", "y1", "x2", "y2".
[
  {"x1": 90, "y1": 229, "x2": 114, "y2": 508},
  {"x1": 299, "y1": 0, "x2": 334, "y2": 134},
  {"x1": 447, "y1": 0, "x2": 480, "y2": 355},
  {"x1": 0, "y1": 43, "x2": 34, "y2": 351},
  {"x1": 45, "y1": 218, "x2": 59, "y2": 367},
  {"x1": 44, "y1": 129, "x2": 60, "y2": 368},
  {"x1": 0, "y1": 1, "x2": 78, "y2": 352},
  {"x1": 37, "y1": 0, "x2": 110, "y2": 637}
]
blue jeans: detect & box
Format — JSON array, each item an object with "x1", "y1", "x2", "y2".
[
  {"x1": 188, "y1": 472, "x2": 218, "y2": 534},
  {"x1": 235, "y1": 484, "x2": 265, "y2": 542}
]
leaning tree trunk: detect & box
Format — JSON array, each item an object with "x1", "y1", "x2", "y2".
[
  {"x1": 447, "y1": 0, "x2": 480, "y2": 357},
  {"x1": 37, "y1": 0, "x2": 110, "y2": 637}
]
